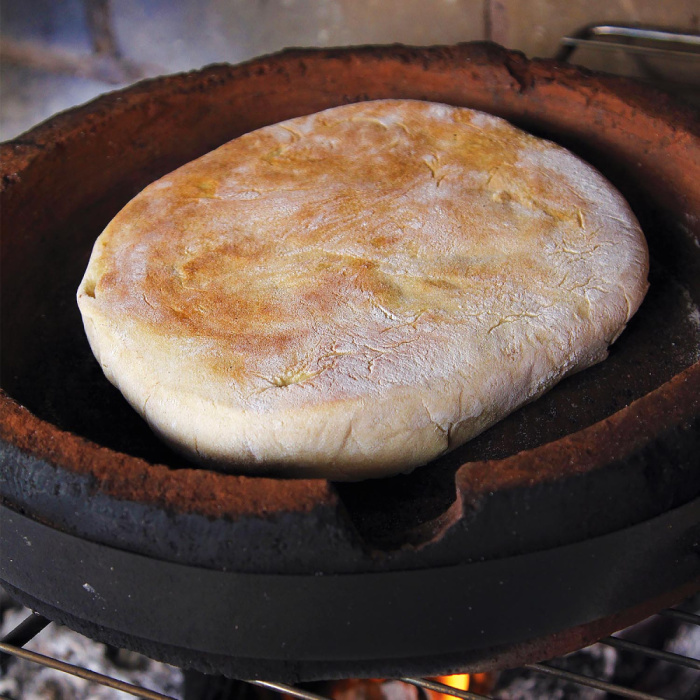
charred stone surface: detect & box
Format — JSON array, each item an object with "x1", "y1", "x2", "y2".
[
  {"x1": 1, "y1": 42, "x2": 699, "y2": 569},
  {"x1": 0, "y1": 43, "x2": 699, "y2": 679}
]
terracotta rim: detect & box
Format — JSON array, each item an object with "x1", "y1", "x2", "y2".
[{"x1": 1, "y1": 42, "x2": 699, "y2": 526}]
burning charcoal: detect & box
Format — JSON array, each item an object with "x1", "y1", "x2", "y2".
[
  {"x1": 381, "y1": 680, "x2": 424, "y2": 700},
  {"x1": 0, "y1": 589, "x2": 184, "y2": 700},
  {"x1": 297, "y1": 679, "x2": 418, "y2": 700},
  {"x1": 493, "y1": 670, "x2": 604, "y2": 700},
  {"x1": 494, "y1": 644, "x2": 616, "y2": 700},
  {"x1": 611, "y1": 611, "x2": 700, "y2": 698}
]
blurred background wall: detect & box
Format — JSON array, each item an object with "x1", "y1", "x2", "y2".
[{"x1": 1, "y1": 0, "x2": 698, "y2": 141}]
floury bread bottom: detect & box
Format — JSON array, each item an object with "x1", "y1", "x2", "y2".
[{"x1": 76, "y1": 99, "x2": 649, "y2": 480}]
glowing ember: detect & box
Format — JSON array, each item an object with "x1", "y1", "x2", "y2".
[
  {"x1": 431, "y1": 674, "x2": 470, "y2": 698},
  {"x1": 428, "y1": 673, "x2": 492, "y2": 698},
  {"x1": 312, "y1": 673, "x2": 495, "y2": 700}
]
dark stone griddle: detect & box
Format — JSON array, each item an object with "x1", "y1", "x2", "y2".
[{"x1": 1, "y1": 43, "x2": 699, "y2": 680}]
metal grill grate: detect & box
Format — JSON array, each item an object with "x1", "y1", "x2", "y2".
[{"x1": 1, "y1": 606, "x2": 699, "y2": 700}]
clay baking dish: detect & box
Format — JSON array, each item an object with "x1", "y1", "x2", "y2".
[{"x1": 1, "y1": 44, "x2": 699, "y2": 681}]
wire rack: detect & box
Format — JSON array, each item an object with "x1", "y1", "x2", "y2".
[{"x1": 1, "y1": 605, "x2": 699, "y2": 700}]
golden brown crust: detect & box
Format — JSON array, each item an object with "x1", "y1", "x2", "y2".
[{"x1": 77, "y1": 100, "x2": 648, "y2": 479}]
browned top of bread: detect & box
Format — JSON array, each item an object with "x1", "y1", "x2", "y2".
[{"x1": 77, "y1": 100, "x2": 648, "y2": 479}]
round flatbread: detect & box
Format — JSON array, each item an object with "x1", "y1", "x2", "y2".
[{"x1": 77, "y1": 99, "x2": 648, "y2": 480}]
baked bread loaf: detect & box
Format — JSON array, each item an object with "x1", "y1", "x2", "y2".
[{"x1": 77, "y1": 100, "x2": 648, "y2": 479}]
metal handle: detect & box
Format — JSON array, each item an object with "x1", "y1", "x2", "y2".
[{"x1": 556, "y1": 24, "x2": 700, "y2": 63}]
